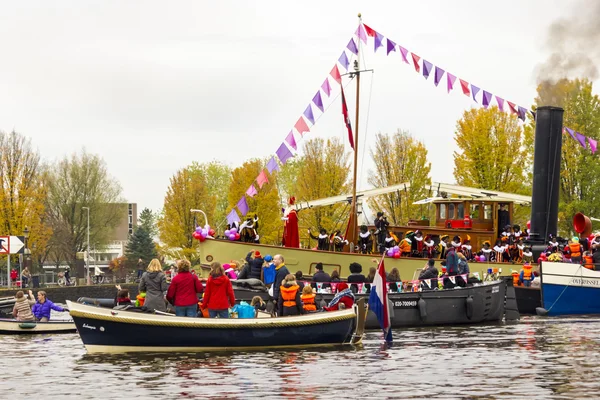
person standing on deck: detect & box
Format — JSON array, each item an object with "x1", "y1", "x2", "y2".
[
  {"x1": 308, "y1": 228, "x2": 330, "y2": 251},
  {"x1": 443, "y1": 246, "x2": 459, "y2": 288},
  {"x1": 438, "y1": 235, "x2": 450, "y2": 259},
  {"x1": 271, "y1": 254, "x2": 290, "y2": 309},
  {"x1": 374, "y1": 211, "x2": 389, "y2": 254},
  {"x1": 569, "y1": 237, "x2": 583, "y2": 264},
  {"x1": 282, "y1": 197, "x2": 300, "y2": 248}
]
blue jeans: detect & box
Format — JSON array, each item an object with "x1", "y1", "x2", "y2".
[
  {"x1": 175, "y1": 305, "x2": 197, "y2": 317},
  {"x1": 209, "y1": 309, "x2": 229, "y2": 318}
]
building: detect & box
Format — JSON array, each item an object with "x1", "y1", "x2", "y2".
[{"x1": 91, "y1": 203, "x2": 137, "y2": 268}]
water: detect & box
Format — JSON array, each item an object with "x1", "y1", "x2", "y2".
[{"x1": 1, "y1": 316, "x2": 600, "y2": 399}]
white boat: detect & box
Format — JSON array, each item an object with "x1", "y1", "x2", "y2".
[{"x1": 0, "y1": 318, "x2": 77, "y2": 334}]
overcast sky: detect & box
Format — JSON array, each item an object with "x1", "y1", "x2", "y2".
[{"x1": 0, "y1": 1, "x2": 588, "y2": 220}]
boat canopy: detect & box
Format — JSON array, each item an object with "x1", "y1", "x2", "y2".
[{"x1": 414, "y1": 182, "x2": 531, "y2": 206}]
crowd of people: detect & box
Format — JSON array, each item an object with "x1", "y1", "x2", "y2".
[{"x1": 12, "y1": 289, "x2": 68, "y2": 322}]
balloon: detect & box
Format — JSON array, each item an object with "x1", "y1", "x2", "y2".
[
  {"x1": 192, "y1": 232, "x2": 200, "y2": 239},
  {"x1": 195, "y1": 227, "x2": 202, "y2": 233},
  {"x1": 224, "y1": 229, "x2": 231, "y2": 236},
  {"x1": 200, "y1": 231, "x2": 207, "y2": 239},
  {"x1": 229, "y1": 234, "x2": 236, "y2": 240},
  {"x1": 202, "y1": 229, "x2": 208, "y2": 236},
  {"x1": 208, "y1": 229, "x2": 215, "y2": 236},
  {"x1": 393, "y1": 245, "x2": 399, "y2": 251},
  {"x1": 387, "y1": 249, "x2": 394, "y2": 257},
  {"x1": 393, "y1": 253, "x2": 401, "y2": 259},
  {"x1": 393, "y1": 248, "x2": 400, "y2": 255},
  {"x1": 230, "y1": 228, "x2": 238, "y2": 234},
  {"x1": 204, "y1": 224, "x2": 210, "y2": 230},
  {"x1": 479, "y1": 255, "x2": 486, "y2": 262},
  {"x1": 235, "y1": 233, "x2": 240, "y2": 240},
  {"x1": 198, "y1": 235, "x2": 206, "y2": 242}
]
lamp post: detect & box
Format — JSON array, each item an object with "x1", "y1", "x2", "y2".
[
  {"x1": 82, "y1": 207, "x2": 90, "y2": 285},
  {"x1": 22, "y1": 226, "x2": 30, "y2": 287}
]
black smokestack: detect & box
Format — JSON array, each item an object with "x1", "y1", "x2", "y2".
[{"x1": 529, "y1": 106, "x2": 564, "y2": 244}]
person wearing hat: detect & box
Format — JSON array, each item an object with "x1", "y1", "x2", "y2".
[
  {"x1": 450, "y1": 235, "x2": 462, "y2": 249},
  {"x1": 522, "y1": 245, "x2": 533, "y2": 263},
  {"x1": 358, "y1": 225, "x2": 374, "y2": 254},
  {"x1": 399, "y1": 232, "x2": 412, "y2": 257},
  {"x1": 262, "y1": 255, "x2": 276, "y2": 285},
  {"x1": 437, "y1": 235, "x2": 450, "y2": 259},
  {"x1": 461, "y1": 235, "x2": 473, "y2": 260},
  {"x1": 282, "y1": 197, "x2": 300, "y2": 248},
  {"x1": 245, "y1": 250, "x2": 264, "y2": 280},
  {"x1": 323, "y1": 282, "x2": 355, "y2": 311},
  {"x1": 411, "y1": 230, "x2": 424, "y2": 257},
  {"x1": 312, "y1": 262, "x2": 331, "y2": 283},
  {"x1": 479, "y1": 241, "x2": 493, "y2": 261},
  {"x1": 569, "y1": 237, "x2": 583, "y2": 264},
  {"x1": 374, "y1": 211, "x2": 389, "y2": 254},
  {"x1": 308, "y1": 227, "x2": 330, "y2": 251},
  {"x1": 423, "y1": 234, "x2": 435, "y2": 258}
]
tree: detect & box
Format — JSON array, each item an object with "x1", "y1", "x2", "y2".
[
  {"x1": 125, "y1": 227, "x2": 158, "y2": 266},
  {"x1": 45, "y1": 150, "x2": 125, "y2": 267},
  {"x1": 158, "y1": 167, "x2": 216, "y2": 264},
  {"x1": 227, "y1": 159, "x2": 281, "y2": 244},
  {"x1": 189, "y1": 161, "x2": 232, "y2": 227},
  {"x1": 368, "y1": 130, "x2": 432, "y2": 225},
  {"x1": 138, "y1": 208, "x2": 158, "y2": 238}
]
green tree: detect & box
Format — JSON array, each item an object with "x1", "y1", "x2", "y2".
[
  {"x1": 368, "y1": 130, "x2": 432, "y2": 225},
  {"x1": 125, "y1": 227, "x2": 158, "y2": 266},
  {"x1": 138, "y1": 208, "x2": 158, "y2": 238},
  {"x1": 190, "y1": 161, "x2": 232, "y2": 227}
]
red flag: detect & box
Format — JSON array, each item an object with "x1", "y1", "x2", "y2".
[
  {"x1": 363, "y1": 23, "x2": 377, "y2": 37},
  {"x1": 411, "y1": 53, "x2": 421, "y2": 73},
  {"x1": 459, "y1": 79, "x2": 470, "y2": 96},
  {"x1": 330, "y1": 65, "x2": 342, "y2": 85},
  {"x1": 341, "y1": 86, "x2": 355, "y2": 150}
]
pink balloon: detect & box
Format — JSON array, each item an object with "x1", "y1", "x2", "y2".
[{"x1": 229, "y1": 234, "x2": 236, "y2": 240}]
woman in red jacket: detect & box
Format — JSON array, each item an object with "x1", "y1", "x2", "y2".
[
  {"x1": 166, "y1": 259, "x2": 203, "y2": 317},
  {"x1": 201, "y1": 262, "x2": 236, "y2": 318}
]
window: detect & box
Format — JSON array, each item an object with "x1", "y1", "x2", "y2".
[
  {"x1": 448, "y1": 204, "x2": 455, "y2": 219},
  {"x1": 471, "y1": 204, "x2": 480, "y2": 219},
  {"x1": 457, "y1": 203, "x2": 464, "y2": 219},
  {"x1": 484, "y1": 204, "x2": 492, "y2": 220},
  {"x1": 439, "y1": 204, "x2": 446, "y2": 219}
]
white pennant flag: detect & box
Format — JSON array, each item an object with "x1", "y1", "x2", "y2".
[
  {"x1": 462, "y1": 274, "x2": 468, "y2": 282},
  {"x1": 449, "y1": 276, "x2": 456, "y2": 284},
  {"x1": 424, "y1": 279, "x2": 431, "y2": 288},
  {"x1": 473, "y1": 272, "x2": 480, "y2": 280}
]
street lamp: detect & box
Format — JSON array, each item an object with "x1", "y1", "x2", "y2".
[
  {"x1": 22, "y1": 226, "x2": 30, "y2": 287},
  {"x1": 82, "y1": 207, "x2": 90, "y2": 285}
]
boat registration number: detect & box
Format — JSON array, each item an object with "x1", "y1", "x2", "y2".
[{"x1": 393, "y1": 300, "x2": 418, "y2": 308}]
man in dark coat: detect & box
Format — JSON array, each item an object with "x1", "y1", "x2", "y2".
[
  {"x1": 272, "y1": 254, "x2": 290, "y2": 303},
  {"x1": 418, "y1": 259, "x2": 439, "y2": 290},
  {"x1": 374, "y1": 211, "x2": 389, "y2": 254},
  {"x1": 312, "y1": 263, "x2": 331, "y2": 282},
  {"x1": 245, "y1": 250, "x2": 264, "y2": 280}
]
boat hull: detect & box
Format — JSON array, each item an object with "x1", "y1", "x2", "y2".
[
  {"x1": 0, "y1": 319, "x2": 76, "y2": 334},
  {"x1": 67, "y1": 301, "x2": 359, "y2": 353},
  {"x1": 514, "y1": 286, "x2": 541, "y2": 315},
  {"x1": 540, "y1": 261, "x2": 600, "y2": 315}
]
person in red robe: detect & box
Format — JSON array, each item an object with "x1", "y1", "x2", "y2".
[{"x1": 282, "y1": 197, "x2": 300, "y2": 248}]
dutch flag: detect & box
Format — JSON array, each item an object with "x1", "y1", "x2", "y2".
[{"x1": 368, "y1": 256, "x2": 392, "y2": 343}]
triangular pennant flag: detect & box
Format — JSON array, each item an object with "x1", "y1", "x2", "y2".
[
  {"x1": 449, "y1": 276, "x2": 456, "y2": 284},
  {"x1": 246, "y1": 184, "x2": 258, "y2": 198},
  {"x1": 346, "y1": 38, "x2": 358, "y2": 55},
  {"x1": 424, "y1": 279, "x2": 431, "y2": 288},
  {"x1": 399, "y1": 46, "x2": 409, "y2": 63},
  {"x1": 285, "y1": 130, "x2": 297, "y2": 151},
  {"x1": 495, "y1": 96, "x2": 505, "y2": 112},
  {"x1": 473, "y1": 272, "x2": 480, "y2": 280},
  {"x1": 356, "y1": 24, "x2": 367, "y2": 44},
  {"x1": 422, "y1": 60, "x2": 433, "y2": 79},
  {"x1": 447, "y1": 72, "x2": 456, "y2": 93},
  {"x1": 471, "y1": 85, "x2": 480, "y2": 103},
  {"x1": 312, "y1": 91, "x2": 324, "y2": 113},
  {"x1": 459, "y1": 79, "x2": 470, "y2": 96},
  {"x1": 321, "y1": 78, "x2": 332, "y2": 97},
  {"x1": 565, "y1": 127, "x2": 577, "y2": 140},
  {"x1": 358, "y1": 283, "x2": 364, "y2": 293},
  {"x1": 374, "y1": 32, "x2": 384, "y2": 52},
  {"x1": 276, "y1": 142, "x2": 293, "y2": 165},
  {"x1": 317, "y1": 282, "x2": 323, "y2": 292},
  {"x1": 434, "y1": 66, "x2": 445, "y2": 86},
  {"x1": 256, "y1": 170, "x2": 269, "y2": 189},
  {"x1": 226, "y1": 209, "x2": 240, "y2": 226},
  {"x1": 330, "y1": 65, "x2": 342, "y2": 85},
  {"x1": 266, "y1": 157, "x2": 279, "y2": 174},
  {"x1": 338, "y1": 51, "x2": 350, "y2": 71},
  {"x1": 461, "y1": 274, "x2": 468, "y2": 282},
  {"x1": 588, "y1": 137, "x2": 597, "y2": 153},
  {"x1": 386, "y1": 38, "x2": 396, "y2": 55},
  {"x1": 517, "y1": 106, "x2": 527, "y2": 121},
  {"x1": 331, "y1": 282, "x2": 338, "y2": 293},
  {"x1": 236, "y1": 196, "x2": 249, "y2": 216},
  {"x1": 386, "y1": 282, "x2": 390, "y2": 292},
  {"x1": 303, "y1": 104, "x2": 315, "y2": 125},
  {"x1": 507, "y1": 101, "x2": 517, "y2": 114},
  {"x1": 411, "y1": 53, "x2": 421, "y2": 73},
  {"x1": 482, "y1": 90, "x2": 492, "y2": 109},
  {"x1": 576, "y1": 132, "x2": 587, "y2": 148},
  {"x1": 529, "y1": 110, "x2": 537, "y2": 119},
  {"x1": 294, "y1": 116, "x2": 310, "y2": 136},
  {"x1": 363, "y1": 23, "x2": 376, "y2": 37}
]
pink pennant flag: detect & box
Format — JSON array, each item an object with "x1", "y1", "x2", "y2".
[
  {"x1": 331, "y1": 282, "x2": 338, "y2": 293},
  {"x1": 447, "y1": 72, "x2": 456, "y2": 93},
  {"x1": 588, "y1": 137, "x2": 597, "y2": 153},
  {"x1": 507, "y1": 101, "x2": 517, "y2": 114},
  {"x1": 303, "y1": 104, "x2": 315, "y2": 125},
  {"x1": 399, "y1": 46, "x2": 409, "y2": 63},
  {"x1": 285, "y1": 130, "x2": 297, "y2": 151},
  {"x1": 346, "y1": 38, "x2": 358, "y2": 55},
  {"x1": 356, "y1": 24, "x2": 367, "y2": 44},
  {"x1": 386, "y1": 282, "x2": 391, "y2": 292},
  {"x1": 461, "y1": 274, "x2": 468, "y2": 282},
  {"x1": 495, "y1": 96, "x2": 505, "y2": 112},
  {"x1": 434, "y1": 66, "x2": 445, "y2": 86},
  {"x1": 422, "y1": 60, "x2": 433, "y2": 80},
  {"x1": 482, "y1": 90, "x2": 492, "y2": 109},
  {"x1": 411, "y1": 53, "x2": 421, "y2": 73},
  {"x1": 312, "y1": 91, "x2": 324, "y2": 112},
  {"x1": 449, "y1": 276, "x2": 456, "y2": 284},
  {"x1": 294, "y1": 116, "x2": 310, "y2": 136},
  {"x1": 576, "y1": 132, "x2": 587, "y2": 148},
  {"x1": 357, "y1": 283, "x2": 364, "y2": 293},
  {"x1": 386, "y1": 38, "x2": 397, "y2": 55},
  {"x1": 246, "y1": 184, "x2": 258, "y2": 198},
  {"x1": 256, "y1": 170, "x2": 269, "y2": 189},
  {"x1": 330, "y1": 65, "x2": 342, "y2": 85},
  {"x1": 321, "y1": 78, "x2": 332, "y2": 97}
]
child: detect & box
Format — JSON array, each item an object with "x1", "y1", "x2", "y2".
[
  {"x1": 250, "y1": 296, "x2": 267, "y2": 312},
  {"x1": 114, "y1": 285, "x2": 132, "y2": 309},
  {"x1": 135, "y1": 291, "x2": 146, "y2": 307},
  {"x1": 12, "y1": 290, "x2": 35, "y2": 321},
  {"x1": 262, "y1": 255, "x2": 276, "y2": 286},
  {"x1": 223, "y1": 263, "x2": 238, "y2": 280},
  {"x1": 301, "y1": 285, "x2": 317, "y2": 312}
]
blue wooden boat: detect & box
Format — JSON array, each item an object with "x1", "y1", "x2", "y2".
[{"x1": 539, "y1": 261, "x2": 600, "y2": 315}]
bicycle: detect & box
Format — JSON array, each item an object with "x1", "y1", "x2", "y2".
[
  {"x1": 57, "y1": 272, "x2": 77, "y2": 287},
  {"x1": 91, "y1": 274, "x2": 107, "y2": 284}
]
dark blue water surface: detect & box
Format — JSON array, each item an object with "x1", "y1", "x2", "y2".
[{"x1": 1, "y1": 316, "x2": 599, "y2": 399}]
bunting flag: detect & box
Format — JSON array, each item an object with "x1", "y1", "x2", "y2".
[
  {"x1": 266, "y1": 156, "x2": 279, "y2": 173},
  {"x1": 517, "y1": 106, "x2": 527, "y2": 122},
  {"x1": 341, "y1": 85, "x2": 355, "y2": 149},
  {"x1": 576, "y1": 132, "x2": 587, "y2": 148},
  {"x1": 317, "y1": 282, "x2": 323, "y2": 292},
  {"x1": 399, "y1": 46, "x2": 409, "y2": 63},
  {"x1": 330, "y1": 65, "x2": 342, "y2": 84},
  {"x1": 331, "y1": 282, "x2": 338, "y2": 293},
  {"x1": 411, "y1": 53, "x2": 421, "y2": 73},
  {"x1": 347, "y1": 38, "x2": 358, "y2": 55},
  {"x1": 303, "y1": 104, "x2": 315, "y2": 125},
  {"x1": 294, "y1": 116, "x2": 310, "y2": 136},
  {"x1": 321, "y1": 78, "x2": 332, "y2": 97},
  {"x1": 589, "y1": 137, "x2": 597, "y2": 153},
  {"x1": 312, "y1": 91, "x2": 324, "y2": 113},
  {"x1": 246, "y1": 184, "x2": 258, "y2": 198},
  {"x1": 529, "y1": 110, "x2": 537, "y2": 119},
  {"x1": 507, "y1": 101, "x2": 517, "y2": 114},
  {"x1": 482, "y1": 91, "x2": 492, "y2": 109},
  {"x1": 422, "y1": 60, "x2": 433, "y2": 80},
  {"x1": 363, "y1": 23, "x2": 376, "y2": 37},
  {"x1": 356, "y1": 24, "x2": 367, "y2": 44},
  {"x1": 226, "y1": 209, "x2": 240, "y2": 226},
  {"x1": 447, "y1": 72, "x2": 456, "y2": 93},
  {"x1": 338, "y1": 51, "x2": 350, "y2": 71},
  {"x1": 386, "y1": 38, "x2": 396, "y2": 55},
  {"x1": 256, "y1": 170, "x2": 269, "y2": 188},
  {"x1": 473, "y1": 272, "x2": 480, "y2": 280},
  {"x1": 276, "y1": 142, "x2": 294, "y2": 164},
  {"x1": 357, "y1": 283, "x2": 364, "y2": 293},
  {"x1": 449, "y1": 276, "x2": 456, "y2": 284},
  {"x1": 236, "y1": 196, "x2": 249, "y2": 216},
  {"x1": 285, "y1": 130, "x2": 297, "y2": 151},
  {"x1": 434, "y1": 66, "x2": 445, "y2": 87},
  {"x1": 459, "y1": 79, "x2": 470, "y2": 96},
  {"x1": 461, "y1": 274, "x2": 468, "y2": 282},
  {"x1": 374, "y1": 32, "x2": 384, "y2": 52},
  {"x1": 495, "y1": 96, "x2": 505, "y2": 112},
  {"x1": 471, "y1": 85, "x2": 480, "y2": 103},
  {"x1": 565, "y1": 127, "x2": 577, "y2": 140},
  {"x1": 424, "y1": 279, "x2": 431, "y2": 288}
]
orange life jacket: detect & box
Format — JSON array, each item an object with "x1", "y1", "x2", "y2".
[
  {"x1": 522, "y1": 266, "x2": 533, "y2": 280},
  {"x1": 301, "y1": 293, "x2": 316, "y2": 311},
  {"x1": 569, "y1": 243, "x2": 582, "y2": 258},
  {"x1": 280, "y1": 284, "x2": 299, "y2": 307},
  {"x1": 512, "y1": 272, "x2": 520, "y2": 286},
  {"x1": 136, "y1": 294, "x2": 145, "y2": 306},
  {"x1": 584, "y1": 255, "x2": 594, "y2": 270}
]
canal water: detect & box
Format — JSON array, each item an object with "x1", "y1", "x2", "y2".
[{"x1": 1, "y1": 316, "x2": 599, "y2": 399}]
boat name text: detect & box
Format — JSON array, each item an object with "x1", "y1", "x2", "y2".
[
  {"x1": 569, "y1": 278, "x2": 600, "y2": 287},
  {"x1": 82, "y1": 324, "x2": 97, "y2": 330}
]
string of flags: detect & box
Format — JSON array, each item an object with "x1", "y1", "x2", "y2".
[{"x1": 564, "y1": 127, "x2": 597, "y2": 154}]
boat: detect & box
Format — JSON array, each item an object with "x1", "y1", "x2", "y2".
[
  {"x1": 0, "y1": 318, "x2": 77, "y2": 334},
  {"x1": 66, "y1": 299, "x2": 367, "y2": 353},
  {"x1": 0, "y1": 296, "x2": 16, "y2": 318}
]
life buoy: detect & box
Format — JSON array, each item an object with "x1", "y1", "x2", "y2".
[
  {"x1": 465, "y1": 296, "x2": 474, "y2": 319},
  {"x1": 418, "y1": 298, "x2": 427, "y2": 321}
]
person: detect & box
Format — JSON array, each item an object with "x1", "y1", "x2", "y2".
[
  {"x1": 384, "y1": 231, "x2": 397, "y2": 252},
  {"x1": 10, "y1": 268, "x2": 18, "y2": 286},
  {"x1": 166, "y1": 259, "x2": 204, "y2": 317},
  {"x1": 136, "y1": 258, "x2": 145, "y2": 279},
  {"x1": 330, "y1": 230, "x2": 348, "y2": 252},
  {"x1": 223, "y1": 263, "x2": 238, "y2": 280},
  {"x1": 519, "y1": 263, "x2": 535, "y2": 287},
  {"x1": 282, "y1": 197, "x2": 300, "y2": 248},
  {"x1": 330, "y1": 270, "x2": 341, "y2": 282},
  {"x1": 583, "y1": 251, "x2": 594, "y2": 270},
  {"x1": 272, "y1": 254, "x2": 290, "y2": 304},
  {"x1": 437, "y1": 235, "x2": 450, "y2": 259},
  {"x1": 323, "y1": 282, "x2": 355, "y2": 311},
  {"x1": 201, "y1": 262, "x2": 236, "y2": 318},
  {"x1": 64, "y1": 266, "x2": 71, "y2": 286},
  {"x1": 443, "y1": 245, "x2": 459, "y2": 288},
  {"x1": 357, "y1": 225, "x2": 373, "y2": 254},
  {"x1": 277, "y1": 274, "x2": 304, "y2": 317},
  {"x1": 457, "y1": 252, "x2": 470, "y2": 287},
  {"x1": 295, "y1": 271, "x2": 305, "y2": 291},
  {"x1": 569, "y1": 237, "x2": 583, "y2": 264},
  {"x1": 312, "y1": 262, "x2": 331, "y2": 283},
  {"x1": 387, "y1": 268, "x2": 401, "y2": 282},
  {"x1": 169, "y1": 264, "x2": 177, "y2": 279},
  {"x1": 461, "y1": 236, "x2": 473, "y2": 260},
  {"x1": 347, "y1": 262, "x2": 366, "y2": 283},
  {"x1": 399, "y1": 233, "x2": 412, "y2": 257},
  {"x1": 411, "y1": 230, "x2": 424, "y2": 257},
  {"x1": 32, "y1": 291, "x2": 66, "y2": 322},
  {"x1": 245, "y1": 250, "x2": 264, "y2": 280},
  {"x1": 114, "y1": 285, "x2": 133, "y2": 309},
  {"x1": 21, "y1": 267, "x2": 32, "y2": 288},
  {"x1": 301, "y1": 285, "x2": 317, "y2": 312},
  {"x1": 374, "y1": 211, "x2": 390, "y2": 254},
  {"x1": 418, "y1": 259, "x2": 438, "y2": 290},
  {"x1": 423, "y1": 235, "x2": 436, "y2": 259},
  {"x1": 366, "y1": 266, "x2": 377, "y2": 283},
  {"x1": 480, "y1": 241, "x2": 493, "y2": 261},
  {"x1": 251, "y1": 296, "x2": 267, "y2": 312},
  {"x1": 12, "y1": 290, "x2": 35, "y2": 321},
  {"x1": 139, "y1": 258, "x2": 168, "y2": 312},
  {"x1": 309, "y1": 228, "x2": 330, "y2": 251},
  {"x1": 262, "y1": 255, "x2": 276, "y2": 286}
]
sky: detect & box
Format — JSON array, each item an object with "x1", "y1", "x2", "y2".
[{"x1": 0, "y1": 1, "x2": 590, "y2": 220}]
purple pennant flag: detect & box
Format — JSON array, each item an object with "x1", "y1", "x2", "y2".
[
  {"x1": 529, "y1": 110, "x2": 536, "y2": 120},
  {"x1": 312, "y1": 91, "x2": 324, "y2": 113},
  {"x1": 246, "y1": 184, "x2": 258, "y2": 198},
  {"x1": 374, "y1": 32, "x2": 384, "y2": 52},
  {"x1": 347, "y1": 38, "x2": 358, "y2": 55},
  {"x1": 356, "y1": 24, "x2": 367, "y2": 44},
  {"x1": 303, "y1": 104, "x2": 315, "y2": 125},
  {"x1": 276, "y1": 142, "x2": 293, "y2": 165},
  {"x1": 565, "y1": 127, "x2": 577, "y2": 140},
  {"x1": 399, "y1": 46, "x2": 409, "y2": 63},
  {"x1": 236, "y1": 196, "x2": 249, "y2": 217},
  {"x1": 576, "y1": 132, "x2": 587, "y2": 148},
  {"x1": 471, "y1": 85, "x2": 480, "y2": 103},
  {"x1": 482, "y1": 91, "x2": 492, "y2": 109},
  {"x1": 422, "y1": 60, "x2": 433, "y2": 80},
  {"x1": 226, "y1": 209, "x2": 240, "y2": 226},
  {"x1": 517, "y1": 106, "x2": 527, "y2": 121},
  {"x1": 321, "y1": 78, "x2": 331, "y2": 97},
  {"x1": 495, "y1": 96, "x2": 505, "y2": 112},
  {"x1": 588, "y1": 137, "x2": 597, "y2": 153},
  {"x1": 338, "y1": 51, "x2": 350, "y2": 71},
  {"x1": 434, "y1": 66, "x2": 445, "y2": 86},
  {"x1": 447, "y1": 72, "x2": 456, "y2": 93},
  {"x1": 386, "y1": 38, "x2": 397, "y2": 55},
  {"x1": 285, "y1": 130, "x2": 297, "y2": 151},
  {"x1": 266, "y1": 156, "x2": 279, "y2": 173}
]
